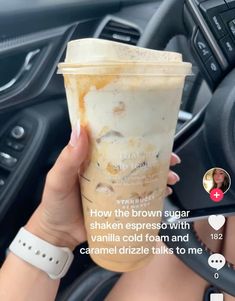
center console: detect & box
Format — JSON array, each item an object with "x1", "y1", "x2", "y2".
[{"x1": 186, "y1": 0, "x2": 235, "y2": 88}]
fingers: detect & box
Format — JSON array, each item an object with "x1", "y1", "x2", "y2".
[
  {"x1": 167, "y1": 170, "x2": 180, "y2": 185},
  {"x1": 165, "y1": 187, "x2": 173, "y2": 197},
  {"x1": 165, "y1": 153, "x2": 181, "y2": 197},
  {"x1": 46, "y1": 124, "x2": 88, "y2": 195},
  {"x1": 170, "y1": 153, "x2": 181, "y2": 166},
  {"x1": 165, "y1": 171, "x2": 180, "y2": 197}
]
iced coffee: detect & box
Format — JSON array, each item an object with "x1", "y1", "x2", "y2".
[{"x1": 58, "y1": 38, "x2": 191, "y2": 272}]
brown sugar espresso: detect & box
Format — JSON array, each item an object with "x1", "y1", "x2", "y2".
[{"x1": 58, "y1": 38, "x2": 192, "y2": 272}]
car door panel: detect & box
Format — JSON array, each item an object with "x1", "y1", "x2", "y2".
[
  {"x1": 0, "y1": 99, "x2": 71, "y2": 216},
  {"x1": 0, "y1": 24, "x2": 76, "y2": 110},
  {"x1": 0, "y1": 0, "x2": 120, "y2": 38}
]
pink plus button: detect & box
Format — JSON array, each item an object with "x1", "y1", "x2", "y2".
[{"x1": 210, "y1": 188, "x2": 224, "y2": 202}]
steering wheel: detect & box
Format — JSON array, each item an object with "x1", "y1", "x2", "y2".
[{"x1": 138, "y1": 0, "x2": 235, "y2": 296}]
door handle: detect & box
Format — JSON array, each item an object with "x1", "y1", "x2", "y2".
[{"x1": 0, "y1": 49, "x2": 40, "y2": 93}]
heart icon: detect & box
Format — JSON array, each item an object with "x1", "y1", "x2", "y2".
[{"x1": 208, "y1": 215, "x2": 225, "y2": 231}]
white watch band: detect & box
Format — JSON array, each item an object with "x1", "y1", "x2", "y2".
[{"x1": 9, "y1": 227, "x2": 74, "y2": 279}]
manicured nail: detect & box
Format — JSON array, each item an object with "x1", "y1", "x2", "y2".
[
  {"x1": 69, "y1": 121, "x2": 81, "y2": 147},
  {"x1": 166, "y1": 187, "x2": 173, "y2": 196},
  {"x1": 172, "y1": 153, "x2": 181, "y2": 164},
  {"x1": 172, "y1": 172, "x2": 180, "y2": 182}
]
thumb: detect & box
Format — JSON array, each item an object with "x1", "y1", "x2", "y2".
[{"x1": 46, "y1": 122, "x2": 89, "y2": 194}]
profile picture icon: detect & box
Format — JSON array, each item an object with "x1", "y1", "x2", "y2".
[{"x1": 203, "y1": 167, "x2": 231, "y2": 194}]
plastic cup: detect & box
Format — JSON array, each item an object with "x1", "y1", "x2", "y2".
[{"x1": 58, "y1": 38, "x2": 192, "y2": 272}]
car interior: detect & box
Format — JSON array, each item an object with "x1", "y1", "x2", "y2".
[{"x1": 0, "y1": 0, "x2": 235, "y2": 300}]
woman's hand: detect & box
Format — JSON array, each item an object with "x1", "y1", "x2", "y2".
[
  {"x1": 26, "y1": 123, "x2": 181, "y2": 251},
  {"x1": 166, "y1": 153, "x2": 181, "y2": 196},
  {"x1": 26, "y1": 124, "x2": 88, "y2": 250}
]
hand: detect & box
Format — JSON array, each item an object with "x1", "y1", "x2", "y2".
[
  {"x1": 165, "y1": 153, "x2": 181, "y2": 196},
  {"x1": 26, "y1": 124, "x2": 88, "y2": 250},
  {"x1": 26, "y1": 123, "x2": 181, "y2": 250}
]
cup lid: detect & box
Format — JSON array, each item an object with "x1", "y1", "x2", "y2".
[
  {"x1": 58, "y1": 38, "x2": 192, "y2": 75},
  {"x1": 63, "y1": 38, "x2": 182, "y2": 64}
]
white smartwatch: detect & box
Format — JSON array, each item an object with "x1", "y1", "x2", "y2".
[{"x1": 9, "y1": 227, "x2": 74, "y2": 279}]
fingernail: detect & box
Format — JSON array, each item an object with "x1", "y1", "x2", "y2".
[
  {"x1": 166, "y1": 187, "x2": 173, "y2": 196},
  {"x1": 69, "y1": 121, "x2": 81, "y2": 147},
  {"x1": 172, "y1": 153, "x2": 181, "y2": 164},
  {"x1": 172, "y1": 172, "x2": 180, "y2": 182}
]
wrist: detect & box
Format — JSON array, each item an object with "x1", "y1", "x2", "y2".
[
  {"x1": 25, "y1": 210, "x2": 77, "y2": 251},
  {"x1": 9, "y1": 227, "x2": 74, "y2": 280}
]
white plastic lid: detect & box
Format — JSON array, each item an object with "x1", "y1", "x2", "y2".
[
  {"x1": 58, "y1": 38, "x2": 192, "y2": 76},
  {"x1": 62, "y1": 38, "x2": 183, "y2": 64}
]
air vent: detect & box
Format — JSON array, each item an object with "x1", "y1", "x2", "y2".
[{"x1": 97, "y1": 19, "x2": 141, "y2": 46}]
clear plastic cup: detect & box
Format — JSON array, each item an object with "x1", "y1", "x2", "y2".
[{"x1": 58, "y1": 38, "x2": 192, "y2": 272}]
